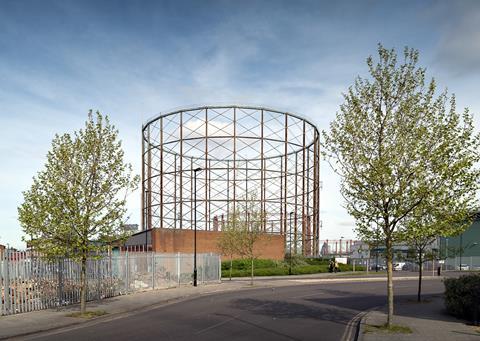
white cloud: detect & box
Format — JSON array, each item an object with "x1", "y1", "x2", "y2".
[{"x1": 2, "y1": 1, "x2": 480, "y2": 248}]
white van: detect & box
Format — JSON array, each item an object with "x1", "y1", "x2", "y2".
[{"x1": 393, "y1": 262, "x2": 405, "y2": 271}]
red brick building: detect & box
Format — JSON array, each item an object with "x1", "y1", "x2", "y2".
[{"x1": 122, "y1": 228, "x2": 284, "y2": 260}]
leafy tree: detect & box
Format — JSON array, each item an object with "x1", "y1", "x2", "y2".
[
  {"x1": 217, "y1": 212, "x2": 242, "y2": 280},
  {"x1": 230, "y1": 194, "x2": 265, "y2": 285},
  {"x1": 402, "y1": 199, "x2": 476, "y2": 302},
  {"x1": 322, "y1": 45, "x2": 480, "y2": 326},
  {"x1": 18, "y1": 111, "x2": 139, "y2": 314}
]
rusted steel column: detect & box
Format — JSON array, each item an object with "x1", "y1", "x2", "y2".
[
  {"x1": 280, "y1": 156, "x2": 284, "y2": 238},
  {"x1": 260, "y1": 109, "x2": 265, "y2": 232},
  {"x1": 205, "y1": 108, "x2": 209, "y2": 231},
  {"x1": 174, "y1": 154, "x2": 177, "y2": 229},
  {"x1": 283, "y1": 114, "x2": 288, "y2": 243},
  {"x1": 233, "y1": 107, "x2": 237, "y2": 214},
  {"x1": 147, "y1": 125, "x2": 152, "y2": 231},
  {"x1": 179, "y1": 111, "x2": 183, "y2": 229},
  {"x1": 316, "y1": 135, "x2": 321, "y2": 254},
  {"x1": 262, "y1": 157, "x2": 267, "y2": 232},
  {"x1": 306, "y1": 142, "x2": 310, "y2": 253},
  {"x1": 302, "y1": 121, "x2": 306, "y2": 255},
  {"x1": 245, "y1": 160, "x2": 248, "y2": 202},
  {"x1": 294, "y1": 151, "x2": 298, "y2": 254},
  {"x1": 141, "y1": 126, "x2": 145, "y2": 230},
  {"x1": 312, "y1": 136, "x2": 317, "y2": 256},
  {"x1": 313, "y1": 133, "x2": 320, "y2": 256},
  {"x1": 160, "y1": 117, "x2": 164, "y2": 229},
  {"x1": 226, "y1": 159, "x2": 230, "y2": 225},
  {"x1": 208, "y1": 159, "x2": 211, "y2": 231},
  {"x1": 190, "y1": 157, "x2": 193, "y2": 229}
]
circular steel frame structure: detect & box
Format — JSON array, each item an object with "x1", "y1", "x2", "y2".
[{"x1": 142, "y1": 105, "x2": 320, "y2": 256}]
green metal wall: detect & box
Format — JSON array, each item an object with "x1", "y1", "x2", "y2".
[{"x1": 440, "y1": 219, "x2": 480, "y2": 257}]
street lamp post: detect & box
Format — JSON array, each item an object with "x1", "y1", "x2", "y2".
[
  {"x1": 289, "y1": 212, "x2": 293, "y2": 275},
  {"x1": 193, "y1": 167, "x2": 202, "y2": 286}
]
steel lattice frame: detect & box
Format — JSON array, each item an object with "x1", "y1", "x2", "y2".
[{"x1": 142, "y1": 105, "x2": 320, "y2": 256}]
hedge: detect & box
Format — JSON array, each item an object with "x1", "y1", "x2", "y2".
[
  {"x1": 444, "y1": 273, "x2": 480, "y2": 324},
  {"x1": 221, "y1": 259, "x2": 282, "y2": 271}
]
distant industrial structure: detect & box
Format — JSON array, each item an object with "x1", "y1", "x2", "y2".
[
  {"x1": 138, "y1": 105, "x2": 321, "y2": 258},
  {"x1": 122, "y1": 224, "x2": 139, "y2": 234}
]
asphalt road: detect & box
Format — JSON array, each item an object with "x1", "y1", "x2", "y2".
[{"x1": 27, "y1": 279, "x2": 445, "y2": 341}]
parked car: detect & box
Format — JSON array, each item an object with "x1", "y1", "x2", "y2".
[
  {"x1": 401, "y1": 262, "x2": 416, "y2": 271},
  {"x1": 456, "y1": 264, "x2": 470, "y2": 271},
  {"x1": 393, "y1": 262, "x2": 406, "y2": 271},
  {"x1": 369, "y1": 264, "x2": 386, "y2": 271}
]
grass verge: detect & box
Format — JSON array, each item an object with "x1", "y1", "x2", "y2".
[
  {"x1": 66, "y1": 310, "x2": 108, "y2": 318},
  {"x1": 221, "y1": 258, "x2": 365, "y2": 278},
  {"x1": 364, "y1": 323, "x2": 412, "y2": 334}
]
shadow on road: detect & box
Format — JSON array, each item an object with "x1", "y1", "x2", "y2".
[{"x1": 231, "y1": 298, "x2": 352, "y2": 326}]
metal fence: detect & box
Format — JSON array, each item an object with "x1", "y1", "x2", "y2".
[
  {"x1": 348, "y1": 256, "x2": 480, "y2": 273},
  {"x1": 444, "y1": 256, "x2": 480, "y2": 271},
  {"x1": 0, "y1": 250, "x2": 221, "y2": 316}
]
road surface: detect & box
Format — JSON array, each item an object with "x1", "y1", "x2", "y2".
[{"x1": 26, "y1": 278, "x2": 445, "y2": 341}]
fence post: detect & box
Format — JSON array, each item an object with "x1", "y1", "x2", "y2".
[
  {"x1": 202, "y1": 254, "x2": 205, "y2": 284},
  {"x1": 58, "y1": 258, "x2": 64, "y2": 308},
  {"x1": 4, "y1": 249, "x2": 11, "y2": 315},
  {"x1": 152, "y1": 252, "x2": 155, "y2": 290},
  {"x1": 176, "y1": 253, "x2": 181, "y2": 286},
  {"x1": 218, "y1": 255, "x2": 222, "y2": 283},
  {"x1": 125, "y1": 251, "x2": 129, "y2": 294},
  {"x1": 0, "y1": 250, "x2": 3, "y2": 315},
  {"x1": 97, "y1": 258, "x2": 101, "y2": 300},
  {"x1": 0, "y1": 251, "x2": 2, "y2": 315}
]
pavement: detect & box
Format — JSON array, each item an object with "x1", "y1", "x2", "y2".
[
  {"x1": 359, "y1": 295, "x2": 480, "y2": 341},
  {"x1": 0, "y1": 271, "x2": 470, "y2": 340}
]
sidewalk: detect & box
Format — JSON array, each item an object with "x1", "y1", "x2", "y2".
[{"x1": 359, "y1": 295, "x2": 480, "y2": 341}]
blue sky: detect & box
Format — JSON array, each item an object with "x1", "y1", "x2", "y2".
[{"x1": 1, "y1": 0, "x2": 480, "y2": 248}]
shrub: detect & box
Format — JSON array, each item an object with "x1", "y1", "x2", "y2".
[
  {"x1": 304, "y1": 258, "x2": 330, "y2": 266},
  {"x1": 221, "y1": 258, "x2": 281, "y2": 271},
  {"x1": 284, "y1": 253, "x2": 309, "y2": 267},
  {"x1": 291, "y1": 265, "x2": 329, "y2": 274},
  {"x1": 444, "y1": 273, "x2": 480, "y2": 323},
  {"x1": 221, "y1": 267, "x2": 288, "y2": 277}
]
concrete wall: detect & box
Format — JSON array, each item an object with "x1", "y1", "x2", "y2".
[{"x1": 151, "y1": 228, "x2": 285, "y2": 260}]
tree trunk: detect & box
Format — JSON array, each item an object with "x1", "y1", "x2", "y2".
[
  {"x1": 386, "y1": 239, "x2": 394, "y2": 327},
  {"x1": 80, "y1": 254, "x2": 87, "y2": 314},
  {"x1": 417, "y1": 252, "x2": 423, "y2": 302},
  {"x1": 250, "y1": 258, "x2": 254, "y2": 286},
  {"x1": 229, "y1": 257, "x2": 232, "y2": 281}
]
